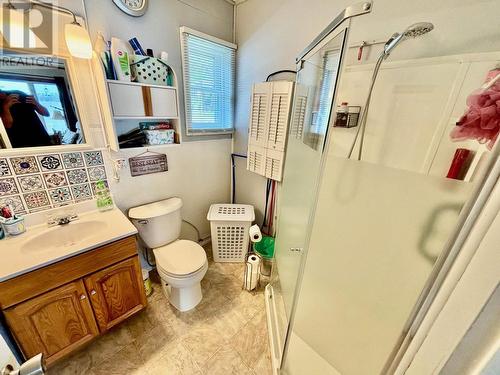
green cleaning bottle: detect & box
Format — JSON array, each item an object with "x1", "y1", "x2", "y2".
[{"x1": 95, "y1": 180, "x2": 114, "y2": 212}]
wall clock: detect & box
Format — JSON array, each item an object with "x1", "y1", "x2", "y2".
[{"x1": 112, "y1": 0, "x2": 148, "y2": 17}]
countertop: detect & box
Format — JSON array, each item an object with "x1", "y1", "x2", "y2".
[{"x1": 0, "y1": 207, "x2": 138, "y2": 282}]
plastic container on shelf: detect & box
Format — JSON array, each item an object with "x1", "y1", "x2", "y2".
[{"x1": 130, "y1": 56, "x2": 172, "y2": 86}]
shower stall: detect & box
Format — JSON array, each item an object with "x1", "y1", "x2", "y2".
[{"x1": 265, "y1": 2, "x2": 500, "y2": 374}]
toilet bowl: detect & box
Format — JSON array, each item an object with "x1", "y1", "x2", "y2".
[
  {"x1": 154, "y1": 240, "x2": 208, "y2": 312},
  {"x1": 128, "y1": 198, "x2": 208, "y2": 312}
]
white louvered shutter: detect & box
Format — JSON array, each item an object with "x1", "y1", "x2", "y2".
[
  {"x1": 267, "y1": 82, "x2": 294, "y2": 151},
  {"x1": 247, "y1": 81, "x2": 295, "y2": 181},
  {"x1": 248, "y1": 83, "x2": 271, "y2": 147},
  {"x1": 290, "y1": 84, "x2": 308, "y2": 140},
  {"x1": 247, "y1": 144, "x2": 267, "y2": 176},
  {"x1": 265, "y1": 149, "x2": 285, "y2": 181}
]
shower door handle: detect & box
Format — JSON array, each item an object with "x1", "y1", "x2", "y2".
[{"x1": 290, "y1": 247, "x2": 303, "y2": 253}]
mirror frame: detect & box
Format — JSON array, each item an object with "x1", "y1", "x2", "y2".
[{"x1": 0, "y1": 46, "x2": 96, "y2": 156}]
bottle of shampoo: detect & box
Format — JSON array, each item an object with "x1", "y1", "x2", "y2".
[
  {"x1": 111, "y1": 37, "x2": 131, "y2": 81},
  {"x1": 335, "y1": 102, "x2": 349, "y2": 127}
]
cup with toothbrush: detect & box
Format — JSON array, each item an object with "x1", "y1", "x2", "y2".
[{"x1": 0, "y1": 205, "x2": 26, "y2": 237}]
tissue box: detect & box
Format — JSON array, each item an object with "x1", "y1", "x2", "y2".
[{"x1": 144, "y1": 129, "x2": 175, "y2": 145}]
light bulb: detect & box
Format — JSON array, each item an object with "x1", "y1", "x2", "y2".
[{"x1": 64, "y1": 22, "x2": 92, "y2": 59}]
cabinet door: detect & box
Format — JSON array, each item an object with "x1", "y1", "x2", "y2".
[
  {"x1": 150, "y1": 87, "x2": 178, "y2": 118},
  {"x1": 84, "y1": 257, "x2": 146, "y2": 332},
  {"x1": 108, "y1": 82, "x2": 146, "y2": 117},
  {"x1": 4, "y1": 280, "x2": 98, "y2": 365}
]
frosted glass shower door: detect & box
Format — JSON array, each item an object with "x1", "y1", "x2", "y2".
[
  {"x1": 281, "y1": 38, "x2": 499, "y2": 375},
  {"x1": 269, "y1": 27, "x2": 348, "y2": 365}
]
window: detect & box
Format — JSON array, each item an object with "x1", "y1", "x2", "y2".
[{"x1": 180, "y1": 27, "x2": 236, "y2": 135}]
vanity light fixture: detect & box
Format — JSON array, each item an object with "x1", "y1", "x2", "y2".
[
  {"x1": 2, "y1": 0, "x2": 93, "y2": 59},
  {"x1": 64, "y1": 21, "x2": 93, "y2": 59}
]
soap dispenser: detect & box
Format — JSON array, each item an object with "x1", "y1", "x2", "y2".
[{"x1": 95, "y1": 181, "x2": 114, "y2": 212}]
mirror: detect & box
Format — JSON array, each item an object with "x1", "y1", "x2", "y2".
[{"x1": 0, "y1": 54, "x2": 84, "y2": 149}]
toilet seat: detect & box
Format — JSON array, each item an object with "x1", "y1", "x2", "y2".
[{"x1": 153, "y1": 240, "x2": 207, "y2": 277}]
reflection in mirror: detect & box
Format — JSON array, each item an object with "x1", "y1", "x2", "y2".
[
  {"x1": 0, "y1": 55, "x2": 83, "y2": 149},
  {"x1": 298, "y1": 36, "x2": 344, "y2": 151}
]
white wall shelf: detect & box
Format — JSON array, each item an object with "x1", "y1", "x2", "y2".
[
  {"x1": 92, "y1": 55, "x2": 183, "y2": 151},
  {"x1": 113, "y1": 116, "x2": 180, "y2": 121},
  {"x1": 119, "y1": 143, "x2": 181, "y2": 150},
  {"x1": 105, "y1": 79, "x2": 175, "y2": 90}
]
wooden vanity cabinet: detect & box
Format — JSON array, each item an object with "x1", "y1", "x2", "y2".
[
  {"x1": 3, "y1": 281, "x2": 99, "y2": 363},
  {"x1": 0, "y1": 236, "x2": 147, "y2": 366},
  {"x1": 84, "y1": 257, "x2": 146, "y2": 332}
]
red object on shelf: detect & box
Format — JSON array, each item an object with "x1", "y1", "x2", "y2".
[{"x1": 447, "y1": 148, "x2": 472, "y2": 180}]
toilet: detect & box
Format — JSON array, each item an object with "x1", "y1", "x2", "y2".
[{"x1": 128, "y1": 197, "x2": 208, "y2": 312}]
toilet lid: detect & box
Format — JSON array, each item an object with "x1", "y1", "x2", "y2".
[{"x1": 153, "y1": 240, "x2": 207, "y2": 276}]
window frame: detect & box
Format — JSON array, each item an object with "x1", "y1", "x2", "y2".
[{"x1": 179, "y1": 26, "x2": 237, "y2": 136}]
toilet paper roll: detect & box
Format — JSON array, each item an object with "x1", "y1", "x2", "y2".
[
  {"x1": 244, "y1": 254, "x2": 261, "y2": 291},
  {"x1": 249, "y1": 224, "x2": 262, "y2": 243}
]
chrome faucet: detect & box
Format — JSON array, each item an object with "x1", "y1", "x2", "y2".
[{"x1": 47, "y1": 213, "x2": 79, "y2": 227}]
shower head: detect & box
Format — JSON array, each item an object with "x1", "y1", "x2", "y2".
[{"x1": 382, "y1": 22, "x2": 434, "y2": 58}]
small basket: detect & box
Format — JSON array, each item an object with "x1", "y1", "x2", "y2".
[
  {"x1": 347, "y1": 106, "x2": 361, "y2": 128},
  {"x1": 207, "y1": 204, "x2": 255, "y2": 262},
  {"x1": 130, "y1": 56, "x2": 171, "y2": 86}
]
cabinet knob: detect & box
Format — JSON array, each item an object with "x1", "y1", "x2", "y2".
[
  {"x1": 80, "y1": 294, "x2": 86, "y2": 300},
  {"x1": 91, "y1": 290, "x2": 97, "y2": 296}
]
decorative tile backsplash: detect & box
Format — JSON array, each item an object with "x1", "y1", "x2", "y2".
[{"x1": 0, "y1": 150, "x2": 107, "y2": 215}]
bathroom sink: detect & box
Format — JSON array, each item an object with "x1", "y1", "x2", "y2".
[
  {"x1": 0, "y1": 205, "x2": 138, "y2": 282},
  {"x1": 21, "y1": 220, "x2": 108, "y2": 253}
]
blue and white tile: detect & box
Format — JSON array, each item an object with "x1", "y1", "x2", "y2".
[
  {"x1": 0, "y1": 158, "x2": 12, "y2": 177},
  {"x1": 87, "y1": 166, "x2": 107, "y2": 182},
  {"x1": 66, "y1": 169, "x2": 88, "y2": 185},
  {"x1": 37, "y1": 154, "x2": 63, "y2": 171},
  {"x1": 10, "y1": 156, "x2": 39, "y2": 175},
  {"x1": 17, "y1": 175, "x2": 44, "y2": 192},
  {"x1": 48, "y1": 187, "x2": 73, "y2": 205},
  {"x1": 84, "y1": 151, "x2": 104, "y2": 166},
  {"x1": 43, "y1": 172, "x2": 68, "y2": 188},
  {"x1": 61, "y1": 152, "x2": 85, "y2": 169},
  {"x1": 0, "y1": 178, "x2": 19, "y2": 196},
  {"x1": 71, "y1": 184, "x2": 92, "y2": 201},
  {"x1": 0, "y1": 195, "x2": 26, "y2": 215},
  {"x1": 23, "y1": 191, "x2": 50, "y2": 210}
]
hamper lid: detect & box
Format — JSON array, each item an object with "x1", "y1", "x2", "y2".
[{"x1": 207, "y1": 204, "x2": 255, "y2": 222}]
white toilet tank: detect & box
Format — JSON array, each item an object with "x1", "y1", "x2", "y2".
[{"x1": 128, "y1": 197, "x2": 183, "y2": 249}]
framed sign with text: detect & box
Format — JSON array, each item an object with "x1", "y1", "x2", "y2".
[{"x1": 129, "y1": 153, "x2": 168, "y2": 177}]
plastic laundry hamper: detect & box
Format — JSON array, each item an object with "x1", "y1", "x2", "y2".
[{"x1": 207, "y1": 204, "x2": 255, "y2": 262}]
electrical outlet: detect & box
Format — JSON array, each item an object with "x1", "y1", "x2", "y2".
[{"x1": 115, "y1": 159, "x2": 126, "y2": 169}]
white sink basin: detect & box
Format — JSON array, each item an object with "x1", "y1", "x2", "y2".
[
  {"x1": 0, "y1": 206, "x2": 138, "y2": 282},
  {"x1": 21, "y1": 220, "x2": 109, "y2": 253}
]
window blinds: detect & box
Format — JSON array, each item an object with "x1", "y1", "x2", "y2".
[{"x1": 181, "y1": 28, "x2": 236, "y2": 135}]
